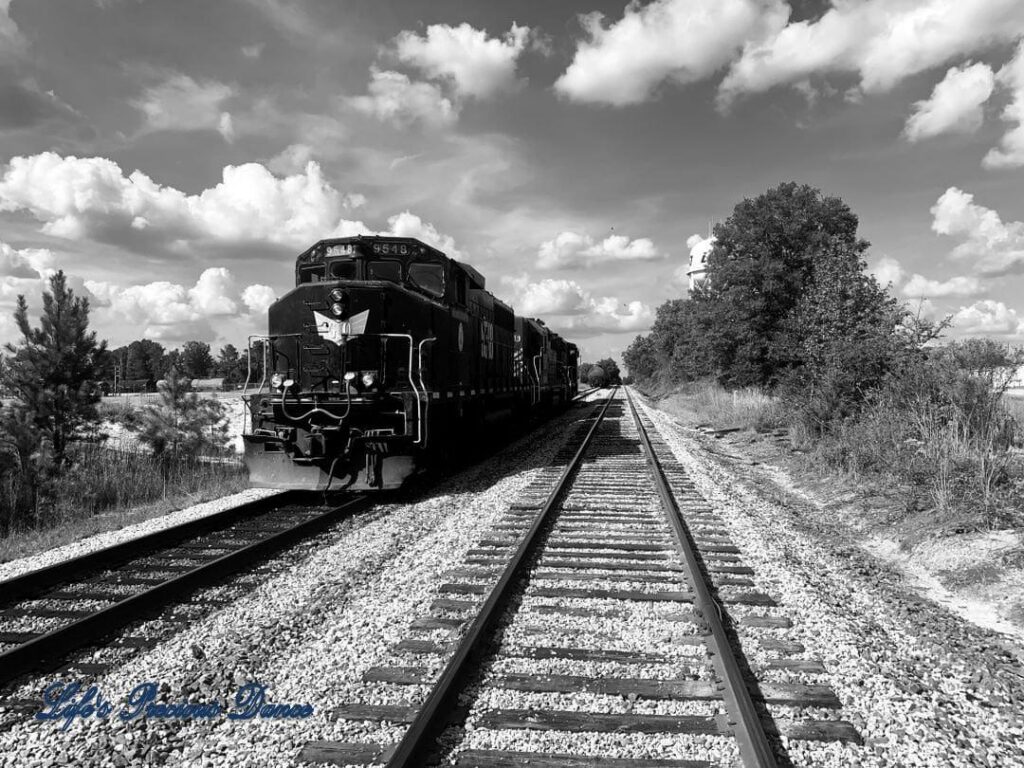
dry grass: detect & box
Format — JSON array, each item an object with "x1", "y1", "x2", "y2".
[
  {"x1": 0, "y1": 443, "x2": 248, "y2": 563},
  {"x1": 654, "y1": 381, "x2": 786, "y2": 432},
  {"x1": 0, "y1": 477, "x2": 248, "y2": 564}
]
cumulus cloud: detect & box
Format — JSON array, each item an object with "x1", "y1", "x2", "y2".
[
  {"x1": 0, "y1": 241, "x2": 54, "y2": 281},
  {"x1": 984, "y1": 41, "x2": 1024, "y2": 168},
  {"x1": 901, "y1": 273, "x2": 983, "y2": 298},
  {"x1": 719, "y1": 0, "x2": 1024, "y2": 108},
  {"x1": 0, "y1": 152, "x2": 370, "y2": 253},
  {"x1": 867, "y1": 256, "x2": 906, "y2": 287},
  {"x1": 951, "y1": 299, "x2": 1024, "y2": 335},
  {"x1": 555, "y1": 0, "x2": 789, "y2": 106},
  {"x1": 0, "y1": 242, "x2": 58, "y2": 319},
  {"x1": 241, "y1": 284, "x2": 277, "y2": 315},
  {"x1": 930, "y1": 187, "x2": 1024, "y2": 275},
  {"x1": 537, "y1": 231, "x2": 663, "y2": 269},
  {"x1": 347, "y1": 68, "x2": 456, "y2": 128},
  {"x1": 904, "y1": 62, "x2": 995, "y2": 142},
  {"x1": 394, "y1": 23, "x2": 530, "y2": 99},
  {"x1": 386, "y1": 211, "x2": 463, "y2": 258},
  {"x1": 131, "y1": 71, "x2": 236, "y2": 141},
  {"x1": 86, "y1": 268, "x2": 274, "y2": 342},
  {"x1": 508, "y1": 276, "x2": 654, "y2": 337}
]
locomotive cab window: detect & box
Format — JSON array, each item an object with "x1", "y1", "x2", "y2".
[
  {"x1": 367, "y1": 260, "x2": 402, "y2": 282},
  {"x1": 328, "y1": 260, "x2": 357, "y2": 280},
  {"x1": 299, "y1": 265, "x2": 324, "y2": 283},
  {"x1": 408, "y1": 263, "x2": 445, "y2": 298}
]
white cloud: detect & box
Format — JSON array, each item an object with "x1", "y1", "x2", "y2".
[
  {"x1": 0, "y1": 241, "x2": 53, "y2": 281},
  {"x1": 131, "y1": 72, "x2": 236, "y2": 141},
  {"x1": 904, "y1": 62, "x2": 995, "y2": 142},
  {"x1": 555, "y1": 0, "x2": 789, "y2": 106},
  {"x1": 0, "y1": 152, "x2": 370, "y2": 252},
  {"x1": 719, "y1": 0, "x2": 1024, "y2": 108},
  {"x1": 241, "y1": 284, "x2": 276, "y2": 315},
  {"x1": 867, "y1": 256, "x2": 906, "y2": 287},
  {"x1": 347, "y1": 68, "x2": 457, "y2": 128},
  {"x1": 951, "y1": 299, "x2": 1024, "y2": 336},
  {"x1": 537, "y1": 231, "x2": 663, "y2": 269},
  {"x1": 511, "y1": 276, "x2": 654, "y2": 337},
  {"x1": 931, "y1": 187, "x2": 1024, "y2": 275},
  {"x1": 901, "y1": 273, "x2": 983, "y2": 298},
  {"x1": 984, "y1": 41, "x2": 1024, "y2": 168},
  {"x1": 394, "y1": 23, "x2": 530, "y2": 99},
  {"x1": 86, "y1": 268, "x2": 274, "y2": 342},
  {"x1": 519, "y1": 278, "x2": 588, "y2": 315},
  {"x1": 386, "y1": 211, "x2": 462, "y2": 258},
  {"x1": 241, "y1": 43, "x2": 264, "y2": 59},
  {"x1": 188, "y1": 267, "x2": 238, "y2": 315}
]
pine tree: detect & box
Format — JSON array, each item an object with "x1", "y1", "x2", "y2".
[
  {"x1": 132, "y1": 366, "x2": 228, "y2": 459},
  {"x1": 1, "y1": 271, "x2": 107, "y2": 467},
  {"x1": 181, "y1": 341, "x2": 214, "y2": 379}
]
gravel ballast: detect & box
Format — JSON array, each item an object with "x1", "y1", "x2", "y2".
[
  {"x1": 635, "y1": 390, "x2": 1024, "y2": 768},
  {"x1": 0, "y1": 404, "x2": 597, "y2": 768}
]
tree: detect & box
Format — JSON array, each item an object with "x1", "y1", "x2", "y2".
[
  {"x1": 132, "y1": 366, "x2": 229, "y2": 459},
  {"x1": 180, "y1": 341, "x2": 214, "y2": 379},
  {"x1": 594, "y1": 357, "x2": 622, "y2": 385},
  {"x1": 694, "y1": 182, "x2": 869, "y2": 387},
  {"x1": 578, "y1": 362, "x2": 593, "y2": 384},
  {"x1": 623, "y1": 335, "x2": 659, "y2": 382},
  {"x1": 215, "y1": 344, "x2": 246, "y2": 386},
  {"x1": 0, "y1": 271, "x2": 106, "y2": 466},
  {"x1": 778, "y1": 236, "x2": 905, "y2": 432},
  {"x1": 126, "y1": 340, "x2": 165, "y2": 383},
  {"x1": 162, "y1": 349, "x2": 183, "y2": 379}
]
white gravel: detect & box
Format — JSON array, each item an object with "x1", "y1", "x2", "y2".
[
  {"x1": 0, "y1": 488, "x2": 283, "y2": 582},
  {"x1": 634, "y1": 388, "x2": 1024, "y2": 768},
  {"x1": 1, "y1": 403, "x2": 598, "y2": 768}
]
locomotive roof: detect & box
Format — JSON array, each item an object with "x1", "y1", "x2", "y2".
[{"x1": 301, "y1": 235, "x2": 487, "y2": 289}]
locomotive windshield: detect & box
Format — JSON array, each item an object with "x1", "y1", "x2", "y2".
[
  {"x1": 328, "y1": 260, "x2": 357, "y2": 279},
  {"x1": 408, "y1": 263, "x2": 444, "y2": 298},
  {"x1": 367, "y1": 260, "x2": 402, "y2": 282}
]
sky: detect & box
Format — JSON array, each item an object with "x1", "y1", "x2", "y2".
[{"x1": 2, "y1": 0, "x2": 1024, "y2": 362}]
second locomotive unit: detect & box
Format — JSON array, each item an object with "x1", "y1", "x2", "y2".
[{"x1": 242, "y1": 235, "x2": 579, "y2": 491}]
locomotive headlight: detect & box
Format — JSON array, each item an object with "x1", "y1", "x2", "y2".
[
  {"x1": 329, "y1": 288, "x2": 346, "y2": 302},
  {"x1": 330, "y1": 302, "x2": 345, "y2": 317},
  {"x1": 270, "y1": 372, "x2": 284, "y2": 389},
  {"x1": 343, "y1": 372, "x2": 356, "y2": 382},
  {"x1": 361, "y1": 371, "x2": 377, "y2": 388}
]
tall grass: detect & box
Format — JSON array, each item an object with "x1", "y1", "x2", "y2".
[
  {"x1": 0, "y1": 442, "x2": 246, "y2": 539},
  {"x1": 663, "y1": 381, "x2": 786, "y2": 432},
  {"x1": 810, "y1": 387, "x2": 1023, "y2": 530}
]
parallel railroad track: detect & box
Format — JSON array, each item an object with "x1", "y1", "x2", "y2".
[
  {"x1": 302, "y1": 388, "x2": 859, "y2": 767},
  {"x1": 0, "y1": 386, "x2": 598, "y2": 710},
  {"x1": 0, "y1": 492, "x2": 374, "y2": 694}
]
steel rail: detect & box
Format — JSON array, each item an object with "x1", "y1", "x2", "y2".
[
  {"x1": 624, "y1": 387, "x2": 778, "y2": 768},
  {"x1": 383, "y1": 387, "x2": 619, "y2": 768},
  {"x1": 0, "y1": 493, "x2": 372, "y2": 687},
  {"x1": 0, "y1": 492, "x2": 299, "y2": 606}
]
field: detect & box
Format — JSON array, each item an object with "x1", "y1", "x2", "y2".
[{"x1": 0, "y1": 391, "x2": 251, "y2": 561}]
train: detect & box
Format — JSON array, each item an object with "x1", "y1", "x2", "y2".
[{"x1": 241, "y1": 235, "x2": 579, "y2": 491}]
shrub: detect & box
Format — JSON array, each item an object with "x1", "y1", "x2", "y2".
[{"x1": 132, "y1": 367, "x2": 229, "y2": 460}]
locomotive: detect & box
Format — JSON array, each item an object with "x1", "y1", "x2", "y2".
[{"x1": 242, "y1": 235, "x2": 579, "y2": 491}]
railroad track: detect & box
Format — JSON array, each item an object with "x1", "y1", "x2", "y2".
[
  {"x1": 0, "y1": 492, "x2": 374, "y2": 699},
  {"x1": 301, "y1": 387, "x2": 858, "y2": 767}
]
